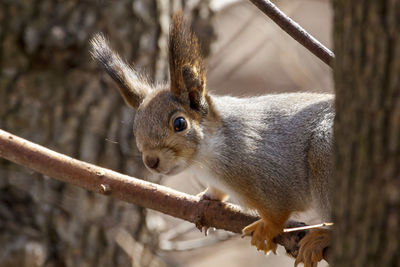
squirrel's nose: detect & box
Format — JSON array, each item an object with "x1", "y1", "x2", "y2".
[{"x1": 144, "y1": 156, "x2": 160, "y2": 170}]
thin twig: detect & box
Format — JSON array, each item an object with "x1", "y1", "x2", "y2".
[
  {"x1": 248, "y1": 0, "x2": 334, "y2": 67},
  {"x1": 0, "y1": 129, "x2": 322, "y2": 260},
  {"x1": 284, "y1": 222, "x2": 334, "y2": 233}
]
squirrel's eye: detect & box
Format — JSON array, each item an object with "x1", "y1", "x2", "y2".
[{"x1": 173, "y1": 117, "x2": 187, "y2": 132}]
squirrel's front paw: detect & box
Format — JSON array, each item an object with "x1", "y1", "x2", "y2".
[
  {"x1": 195, "y1": 187, "x2": 228, "y2": 235},
  {"x1": 242, "y1": 219, "x2": 278, "y2": 254},
  {"x1": 196, "y1": 186, "x2": 228, "y2": 202},
  {"x1": 295, "y1": 229, "x2": 330, "y2": 267}
]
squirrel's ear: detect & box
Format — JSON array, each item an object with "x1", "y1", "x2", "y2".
[
  {"x1": 90, "y1": 34, "x2": 151, "y2": 109},
  {"x1": 169, "y1": 12, "x2": 207, "y2": 112},
  {"x1": 181, "y1": 65, "x2": 206, "y2": 110}
]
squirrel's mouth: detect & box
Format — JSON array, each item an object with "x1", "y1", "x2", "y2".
[
  {"x1": 163, "y1": 164, "x2": 185, "y2": 176},
  {"x1": 143, "y1": 158, "x2": 186, "y2": 176},
  {"x1": 164, "y1": 166, "x2": 179, "y2": 176}
]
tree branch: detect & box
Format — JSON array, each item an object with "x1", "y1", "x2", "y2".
[
  {"x1": 0, "y1": 129, "x2": 314, "y2": 259},
  {"x1": 248, "y1": 0, "x2": 334, "y2": 67}
]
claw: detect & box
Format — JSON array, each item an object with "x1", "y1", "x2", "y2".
[
  {"x1": 242, "y1": 219, "x2": 278, "y2": 255},
  {"x1": 202, "y1": 226, "x2": 209, "y2": 236}
]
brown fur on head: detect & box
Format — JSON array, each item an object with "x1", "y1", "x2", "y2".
[{"x1": 90, "y1": 12, "x2": 211, "y2": 175}]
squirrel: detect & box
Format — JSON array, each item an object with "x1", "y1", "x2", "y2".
[{"x1": 90, "y1": 11, "x2": 334, "y2": 267}]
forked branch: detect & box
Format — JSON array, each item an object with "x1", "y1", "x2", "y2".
[{"x1": 0, "y1": 129, "x2": 325, "y2": 260}]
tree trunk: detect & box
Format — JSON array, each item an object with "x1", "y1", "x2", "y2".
[
  {"x1": 332, "y1": 1, "x2": 400, "y2": 266},
  {"x1": 0, "y1": 1, "x2": 214, "y2": 266}
]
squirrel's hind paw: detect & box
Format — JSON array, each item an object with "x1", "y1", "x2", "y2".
[
  {"x1": 242, "y1": 219, "x2": 278, "y2": 254},
  {"x1": 295, "y1": 229, "x2": 330, "y2": 267}
]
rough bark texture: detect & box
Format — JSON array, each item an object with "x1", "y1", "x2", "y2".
[
  {"x1": 332, "y1": 1, "x2": 400, "y2": 266},
  {"x1": 0, "y1": 1, "x2": 214, "y2": 266}
]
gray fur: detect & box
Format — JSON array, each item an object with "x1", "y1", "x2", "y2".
[{"x1": 195, "y1": 93, "x2": 334, "y2": 219}]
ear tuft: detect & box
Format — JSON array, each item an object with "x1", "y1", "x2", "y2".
[
  {"x1": 182, "y1": 65, "x2": 206, "y2": 110},
  {"x1": 169, "y1": 12, "x2": 207, "y2": 110},
  {"x1": 90, "y1": 33, "x2": 151, "y2": 109},
  {"x1": 182, "y1": 65, "x2": 203, "y2": 91}
]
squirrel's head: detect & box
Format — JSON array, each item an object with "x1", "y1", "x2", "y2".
[{"x1": 91, "y1": 12, "x2": 213, "y2": 175}]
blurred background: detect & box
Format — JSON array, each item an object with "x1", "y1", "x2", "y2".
[{"x1": 0, "y1": 0, "x2": 332, "y2": 266}]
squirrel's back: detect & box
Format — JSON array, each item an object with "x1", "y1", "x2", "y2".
[{"x1": 193, "y1": 92, "x2": 334, "y2": 218}]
